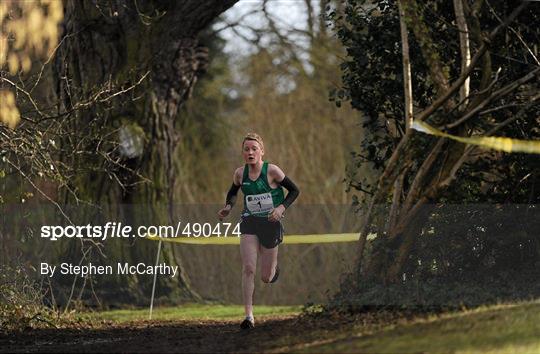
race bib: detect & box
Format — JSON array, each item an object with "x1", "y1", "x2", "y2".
[{"x1": 246, "y1": 192, "x2": 274, "y2": 214}]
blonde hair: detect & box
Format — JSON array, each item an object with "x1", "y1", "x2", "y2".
[{"x1": 242, "y1": 132, "x2": 264, "y2": 151}]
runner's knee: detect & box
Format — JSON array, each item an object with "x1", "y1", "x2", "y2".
[{"x1": 242, "y1": 264, "x2": 256, "y2": 277}]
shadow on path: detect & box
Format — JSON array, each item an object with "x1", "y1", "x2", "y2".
[{"x1": 0, "y1": 315, "x2": 335, "y2": 353}]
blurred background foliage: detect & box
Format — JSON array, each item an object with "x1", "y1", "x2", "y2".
[{"x1": 1, "y1": 0, "x2": 360, "y2": 312}]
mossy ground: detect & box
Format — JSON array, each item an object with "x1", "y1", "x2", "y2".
[{"x1": 2, "y1": 301, "x2": 538, "y2": 353}]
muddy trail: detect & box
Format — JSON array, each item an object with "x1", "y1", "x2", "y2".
[{"x1": 1, "y1": 313, "x2": 380, "y2": 353}]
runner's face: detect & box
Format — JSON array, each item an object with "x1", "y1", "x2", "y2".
[{"x1": 242, "y1": 140, "x2": 264, "y2": 164}]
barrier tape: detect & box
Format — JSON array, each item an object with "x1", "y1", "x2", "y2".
[
  {"x1": 412, "y1": 120, "x2": 540, "y2": 154},
  {"x1": 146, "y1": 232, "x2": 358, "y2": 319},
  {"x1": 146, "y1": 233, "x2": 358, "y2": 245}
]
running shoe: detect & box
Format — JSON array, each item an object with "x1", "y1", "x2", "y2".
[
  {"x1": 240, "y1": 316, "x2": 254, "y2": 330},
  {"x1": 270, "y1": 265, "x2": 280, "y2": 283}
]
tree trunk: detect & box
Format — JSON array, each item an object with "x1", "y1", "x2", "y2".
[{"x1": 53, "y1": 0, "x2": 238, "y2": 305}]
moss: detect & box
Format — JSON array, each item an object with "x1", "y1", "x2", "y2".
[
  {"x1": 83, "y1": 304, "x2": 302, "y2": 323},
  {"x1": 305, "y1": 301, "x2": 540, "y2": 353}
]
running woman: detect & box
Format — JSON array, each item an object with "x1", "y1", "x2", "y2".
[{"x1": 218, "y1": 133, "x2": 300, "y2": 330}]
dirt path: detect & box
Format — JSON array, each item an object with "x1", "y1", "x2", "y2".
[
  {"x1": 0, "y1": 314, "x2": 357, "y2": 353},
  {"x1": 3, "y1": 303, "x2": 536, "y2": 353}
]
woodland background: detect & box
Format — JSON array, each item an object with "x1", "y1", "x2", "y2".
[{"x1": 0, "y1": 0, "x2": 539, "y2": 323}]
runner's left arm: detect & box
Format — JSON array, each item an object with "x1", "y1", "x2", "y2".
[{"x1": 278, "y1": 176, "x2": 299, "y2": 209}]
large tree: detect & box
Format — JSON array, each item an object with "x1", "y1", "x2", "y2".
[
  {"x1": 331, "y1": 0, "x2": 539, "y2": 290},
  {"x1": 48, "y1": 0, "x2": 238, "y2": 304}
]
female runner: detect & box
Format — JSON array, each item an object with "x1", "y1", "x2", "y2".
[{"x1": 218, "y1": 133, "x2": 299, "y2": 329}]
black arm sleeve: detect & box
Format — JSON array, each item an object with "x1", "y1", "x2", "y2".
[
  {"x1": 279, "y1": 176, "x2": 300, "y2": 209},
  {"x1": 225, "y1": 182, "x2": 241, "y2": 207}
]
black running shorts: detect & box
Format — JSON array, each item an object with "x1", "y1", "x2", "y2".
[{"x1": 240, "y1": 215, "x2": 284, "y2": 249}]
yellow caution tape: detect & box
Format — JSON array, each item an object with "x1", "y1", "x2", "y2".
[
  {"x1": 412, "y1": 120, "x2": 540, "y2": 154},
  {"x1": 146, "y1": 233, "x2": 358, "y2": 245}
]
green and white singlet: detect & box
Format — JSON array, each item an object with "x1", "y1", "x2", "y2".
[{"x1": 241, "y1": 161, "x2": 285, "y2": 218}]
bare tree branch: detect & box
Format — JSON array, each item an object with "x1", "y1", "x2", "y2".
[
  {"x1": 454, "y1": 0, "x2": 471, "y2": 105},
  {"x1": 398, "y1": 0, "x2": 413, "y2": 131},
  {"x1": 445, "y1": 66, "x2": 540, "y2": 129}
]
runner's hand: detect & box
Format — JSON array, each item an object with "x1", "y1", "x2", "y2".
[
  {"x1": 268, "y1": 205, "x2": 285, "y2": 222},
  {"x1": 218, "y1": 205, "x2": 231, "y2": 221}
]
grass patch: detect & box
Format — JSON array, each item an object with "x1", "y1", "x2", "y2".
[
  {"x1": 83, "y1": 303, "x2": 302, "y2": 323},
  {"x1": 305, "y1": 300, "x2": 540, "y2": 353}
]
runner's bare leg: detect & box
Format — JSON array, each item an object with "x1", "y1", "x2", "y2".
[
  {"x1": 240, "y1": 234, "x2": 259, "y2": 318},
  {"x1": 260, "y1": 245, "x2": 278, "y2": 283}
]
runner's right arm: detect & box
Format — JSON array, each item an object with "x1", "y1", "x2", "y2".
[
  {"x1": 225, "y1": 182, "x2": 240, "y2": 208},
  {"x1": 219, "y1": 168, "x2": 242, "y2": 219}
]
